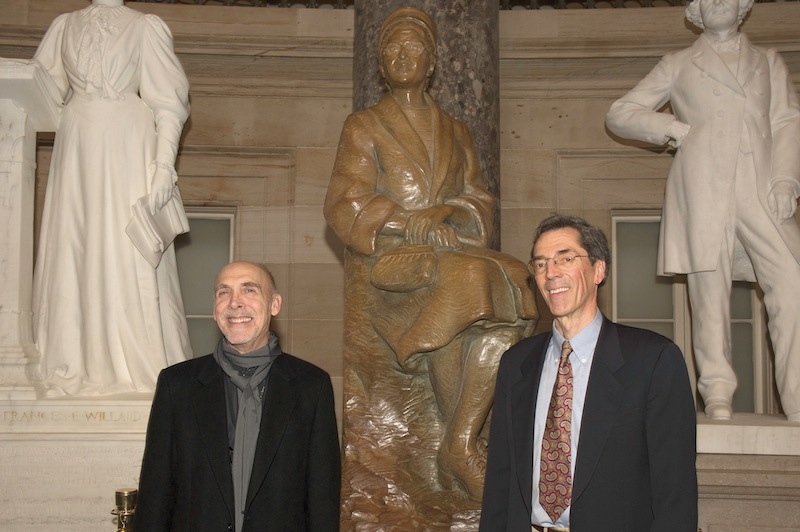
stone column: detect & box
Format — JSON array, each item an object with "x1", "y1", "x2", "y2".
[
  {"x1": 0, "y1": 60, "x2": 61, "y2": 400},
  {"x1": 353, "y1": 0, "x2": 501, "y2": 248}
]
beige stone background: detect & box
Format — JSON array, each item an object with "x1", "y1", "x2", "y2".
[{"x1": 2, "y1": 1, "x2": 800, "y2": 529}]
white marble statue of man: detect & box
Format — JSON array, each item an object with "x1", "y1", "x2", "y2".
[
  {"x1": 31, "y1": 0, "x2": 193, "y2": 396},
  {"x1": 606, "y1": 0, "x2": 800, "y2": 421}
]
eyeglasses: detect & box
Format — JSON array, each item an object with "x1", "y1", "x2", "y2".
[
  {"x1": 383, "y1": 41, "x2": 427, "y2": 57},
  {"x1": 528, "y1": 253, "x2": 590, "y2": 276}
]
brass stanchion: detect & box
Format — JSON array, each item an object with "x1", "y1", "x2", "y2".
[{"x1": 111, "y1": 488, "x2": 136, "y2": 531}]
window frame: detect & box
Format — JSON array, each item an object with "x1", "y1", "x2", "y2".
[
  {"x1": 610, "y1": 210, "x2": 777, "y2": 415},
  {"x1": 177, "y1": 206, "x2": 236, "y2": 356}
]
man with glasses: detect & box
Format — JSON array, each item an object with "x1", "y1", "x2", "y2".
[{"x1": 480, "y1": 214, "x2": 697, "y2": 531}]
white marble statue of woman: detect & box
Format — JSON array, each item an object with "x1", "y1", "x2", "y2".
[{"x1": 31, "y1": 0, "x2": 193, "y2": 397}]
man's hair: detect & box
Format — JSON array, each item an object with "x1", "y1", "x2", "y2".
[
  {"x1": 254, "y1": 262, "x2": 279, "y2": 294},
  {"x1": 685, "y1": 0, "x2": 754, "y2": 29},
  {"x1": 531, "y1": 214, "x2": 611, "y2": 286}
]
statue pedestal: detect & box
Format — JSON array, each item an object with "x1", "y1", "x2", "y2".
[
  {"x1": 696, "y1": 414, "x2": 800, "y2": 531},
  {"x1": 0, "y1": 397, "x2": 151, "y2": 531},
  {"x1": 0, "y1": 59, "x2": 61, "y2": 400},
  {"x1": 697, "y1": 413, "x2": 800, "y2": 455}
]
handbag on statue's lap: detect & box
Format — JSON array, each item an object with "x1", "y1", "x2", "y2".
[{"x1": 370, "y1": 245, "x2": 438, "y2": 292}]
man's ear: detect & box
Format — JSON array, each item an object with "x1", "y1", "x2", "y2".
[
  {"x1": 594, "y1": 260, "x2": 607, "y2": 286},
  {"x1": 270, "y1": 293, "x2": 282, "y2": 317}
]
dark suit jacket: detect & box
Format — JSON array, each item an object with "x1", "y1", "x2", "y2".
[
  {"x1": 480, "y1": 317, "x2": 697, "y2": 531},
  {"x1": 133, "y1": 353, "x2": 341, "y2": 532}
]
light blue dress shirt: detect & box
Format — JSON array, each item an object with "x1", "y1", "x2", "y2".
[{"x1": 531, "y1": 310, "x2": 603, "y2": 528}]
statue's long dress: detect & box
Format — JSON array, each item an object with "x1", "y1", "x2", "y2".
[{"x1": 32, "y1": 5, "x2": 192, "y2": 396}]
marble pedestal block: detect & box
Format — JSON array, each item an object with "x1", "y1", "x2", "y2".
[
  {"x1": 697, "y1": 412, "x2": 800, "y2": 455},
  {"x1": 696, "y1": 415, "x2": 800, "y2": 531},
  {"x1": 0, "y1": 397, "x2": 150, "y2": 531}
]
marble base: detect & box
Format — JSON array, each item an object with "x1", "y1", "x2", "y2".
[
  {"x1": 1, "y1": 403, "x2": 799, "y2": 530},
  {"x1": 0, "y1": 397, "x2": 151, "y2": 531},
  {"x1": 697, "y1": 412, "x2": 800, "y2": 456}
]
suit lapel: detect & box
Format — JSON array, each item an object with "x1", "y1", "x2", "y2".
[
  {"x1": 371, "y1": 96, "x2": 433, "y2": 184},
  {"x1": 429, "y1": 98, "x2": 455, "y2": 201},
  {"x1": 572, "y1": 319, "x2": 624, "y2": 504},
  {"x1": 510, "y1": 334, "x2": 550, "y2": 518},
  {"x1": 736, "y1": 34, "x2": 762, "y2": 88},
  {"x1": 692, "y1": 36, "x2": 744, "y2": 96},
  {"x1": 193, "y1": 358, "x2": 236, "y2": 518},
  {"x1": 245, "y1": 354, "x2": 298, "y2": 510}
]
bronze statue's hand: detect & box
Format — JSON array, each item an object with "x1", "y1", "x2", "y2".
[
  {"x1": 148, "y1": 163, "x2": 176, "y2": 214},
  {"x1": 429, "y1": 223, "x2": 460, "y2": 248},
  {"x1": 767, "y1": 180, "x2": 799, "y2": 220},
  {"x1": 405, "y1": 205, "x2": 454, "y2": 244}
]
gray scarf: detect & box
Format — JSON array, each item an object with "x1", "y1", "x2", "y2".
[{"x1": 213, "y1": 333, "x2": 281, "y2": 532}]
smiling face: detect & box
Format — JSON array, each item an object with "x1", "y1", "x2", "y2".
[
  {"x1": 380, "y1": 25, "x2": 435, "y2": 91},
  {"x1": 213, "y1": 262, "x2": 282, "y2": 354},
  {"x1": 532, "y1": 227, "x2": 606, "y2": 338}
]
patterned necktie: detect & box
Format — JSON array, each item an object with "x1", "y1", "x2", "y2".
[{"x1": 539, "y1": 340, "x2": 574, "y2": 522}]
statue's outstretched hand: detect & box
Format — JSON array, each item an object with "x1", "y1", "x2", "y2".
[{"x1": 767, "y1": 180, "x2": 799, "y2": 220}]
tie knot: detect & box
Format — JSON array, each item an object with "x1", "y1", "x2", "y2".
[{"x1": 560, "y1": 340, "x2": 573, "y2": 362}]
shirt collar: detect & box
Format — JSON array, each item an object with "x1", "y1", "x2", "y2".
[
  {"x1": 703, "y1": 33, "x2": 741, "y2": 53},
  {"x1": 550, "y1": 309, "x2": 603, "y2": 367}
]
